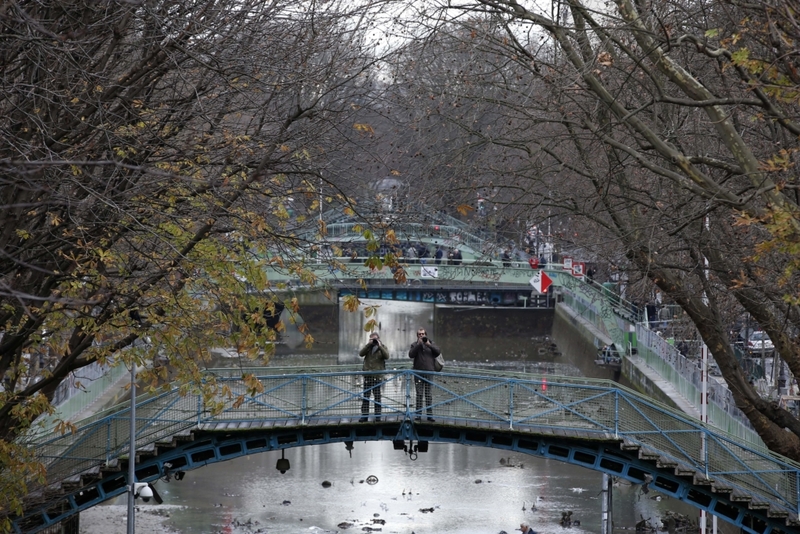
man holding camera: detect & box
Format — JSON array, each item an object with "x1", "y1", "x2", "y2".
[
  {"x1": 358, "y1": 333, "x2": 390, "y2": 422},
  {"x1": 408, "y1": 328, "x2": 441, "y2": 421}
]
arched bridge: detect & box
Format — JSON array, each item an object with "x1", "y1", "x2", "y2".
[
  {"x1": 267, "y1": 255, "x2": 544, "y2": 286},
  {"x1": 15, "y1": 366, "x2": 800, "y2": 534}
]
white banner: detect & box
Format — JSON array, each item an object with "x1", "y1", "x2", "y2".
[{"x1": 420, "y1": 266, "x2": 439, "y2": 278}]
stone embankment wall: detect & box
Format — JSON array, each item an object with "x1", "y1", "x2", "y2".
[
  {"x1": 434, "y1": 306, "x2": 554, "y2": 338},
  {"x1": 551, "y1": 305, "x2": 621, "y2": 381}
]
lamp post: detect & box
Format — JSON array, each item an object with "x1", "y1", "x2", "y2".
[
  {"x1": 700, "y1": 215, "x2": 717, "y2": 534},
  {"x1": 127, "y1": 362, "x2": 136, "y2": 534}
]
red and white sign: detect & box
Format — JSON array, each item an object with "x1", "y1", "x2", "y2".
[
  {"x1": 529, "y1": 270, "x2": 552, "y2": 293},
  {"x1": 572, "y1": 262, "x2": 585, "y2": 278},
  {"x1": 563, "y1": 257, "x2": 573, "y2": 270}
]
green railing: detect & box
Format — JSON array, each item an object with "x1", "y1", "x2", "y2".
[
  {"x1": 636, "y1": 327, "x2": 765, "y2": 448},
  {"x1": 39, "y1": 362, "x2": 130, "y2": 431},
  {"x1": 556, "y1": 278, "x2": 766, "y2": 449},
  {"x1": 320, "y1": 222, "x2": 489, "y2": 256},
  {"x1": 555, "y1": 273, "x2": 638, "y2": 351},
  {"x1": 264, "y1": 259, "x2": 542, "y2": 286}
]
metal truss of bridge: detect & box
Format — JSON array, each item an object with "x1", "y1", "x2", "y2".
[
  {"x1": 13, "y1": 366, "x2": 800, "y2": 534},
  {"x1": 336, "y1": 281, "x2": 552, "y2": 308},
  {"x1": 312, "y1": 201, "x2": 501, "y2": 259},
  {"x1": 268, "y1": 205, "x2": 618, "y2": 311},
  {"x1": 263, "y1": 257, "x2": 558, "y2": 310},
  {"x1": 266, "y1": 258, "x2": 544, "y2": 287}
]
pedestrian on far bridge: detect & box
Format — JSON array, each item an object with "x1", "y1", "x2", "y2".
[
  {"x1": 435, "y1": 245, "x2": 445, "y2": 265},
  {"x1": 406, "y1": 243, "x2": 417, "y2": 264},
  {"x1": 418, "y1": 244, "x2": 430, "y2": 265},
  {"x1": 502, "y1": 249, "x2": 512, "y2": 267}
]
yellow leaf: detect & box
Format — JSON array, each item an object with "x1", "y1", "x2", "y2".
[
  {"x1": 393, "y1": 266, "x2": 407, "y2": 284},
  {"x1": 456, "y1": 204, "x2": 475, "y2": 216},
  {"x1": 342, "y1": 294, "x2": 360, "y2": 312},
  {"x1": 353, "y1": 123, "x2": 375, "y2": 135},
  {"x1": 597, "y1": 52, "x2": 613, "y2": 66}
]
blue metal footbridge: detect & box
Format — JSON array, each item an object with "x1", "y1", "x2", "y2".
[{"x1": 13, "y1": 366, "x2": 800, "y2": 533}]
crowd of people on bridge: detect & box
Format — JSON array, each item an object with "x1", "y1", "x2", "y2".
[
  {"x1": 404, "y1": 242, "x2": 462, "y2": 265},
  {"x1": 335, "y1": 242, "x2": 463, "y2": 266},
  {"x1": 320, "y1": 238, "x2": 566, "y2": 269}
]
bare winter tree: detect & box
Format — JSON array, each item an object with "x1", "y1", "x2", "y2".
[
  {"x1": 0, "y1": 0, "x2": 392, "y2": 524},
  {"x1": 380, "y1": 0, "x2": 800, "y2": 460}
]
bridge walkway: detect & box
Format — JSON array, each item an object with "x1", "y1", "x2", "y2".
[{"x1": 14, "y1": 366, "x2": 800, "y2": 534}]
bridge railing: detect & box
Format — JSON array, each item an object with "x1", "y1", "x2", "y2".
[
  {"x1": 318, "y1": 222, "x2": 490, "y2": 256},
  {"x1": 556, "y1": 277, "x2": 767, "y2": 450},
  {"x1": 635, "y1": 326, "x2": 764, "y2": 447},
  {"x1": 264, "y1": 259, "x2": 542, "y2": 287},
  {"x1": 26, "y1": 368, "x2": 800, "y2": 517},
  {"x1": 553, "y1": 272, "x2": 640, "y2": 351}
]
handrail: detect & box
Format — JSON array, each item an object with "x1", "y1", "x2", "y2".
[
  {"x1": 25, "y1": 368, "x2": 800, "y2": 518},
  {"x1": 557, "y1": 279, "x2": 767, "y2": 449}
]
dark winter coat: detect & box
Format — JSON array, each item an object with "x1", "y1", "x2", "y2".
[
  {"x1": 408, "y1": 339, "x2": 441, "y2": 371},
  {"x1": 359, "y1": 342, "x2": 389, "y2": 371}
]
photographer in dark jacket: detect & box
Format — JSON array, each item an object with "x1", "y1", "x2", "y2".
[
  {"x1": 358, "y1": 333, "x2": 389, "y2": 422},
  {"x1": 408, "y1": 328, "x2": 440, "y2": 421}
]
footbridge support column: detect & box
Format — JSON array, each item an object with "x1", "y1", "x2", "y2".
[{"x1": 602, "y1": 473, "x2": 612, "y2": 534}]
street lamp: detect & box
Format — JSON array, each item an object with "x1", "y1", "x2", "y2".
[{"x1": 127, "y1": 361, "x2": 136, "y2": 534}]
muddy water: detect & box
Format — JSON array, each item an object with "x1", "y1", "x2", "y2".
[{"x1": 110, "y1": 299, "x2": 714, "y2": 533}]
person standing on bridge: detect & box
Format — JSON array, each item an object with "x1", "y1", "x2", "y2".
[
  {"x1": 418, "y1": 244, "x2": 430, "y2": 265},
  {"x1": 502, "y1": 249, "x2": 512, "y2": 267},
  {"x1": 406, "y1": 242, "x2": 417, "y2": 264},
  {"x1": 409, "y1": 328, "x2": 441, "y2": 421},
  {"x1": 359, "y1": 332, "x2": 390, "y2": 422}
]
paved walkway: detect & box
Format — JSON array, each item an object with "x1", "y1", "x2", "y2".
[{"x1": 559, "y1": 302, "x2": 700, "y2": 419}]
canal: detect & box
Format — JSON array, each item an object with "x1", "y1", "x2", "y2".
[{"x1": 102, "y1": 298, "x2": 714, "y2": 533}]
